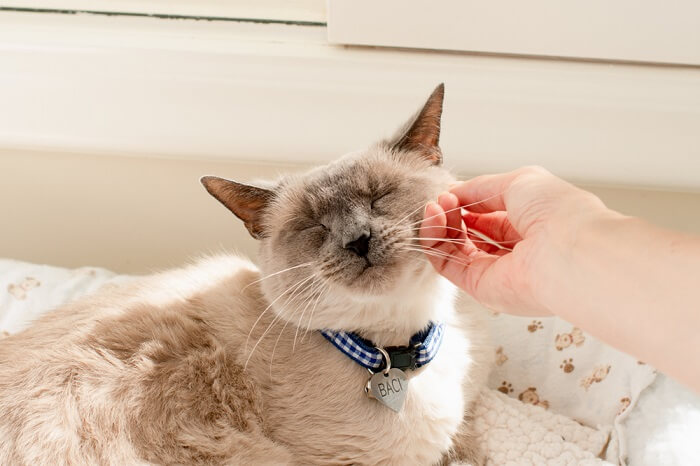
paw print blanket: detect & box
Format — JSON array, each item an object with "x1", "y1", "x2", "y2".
[{"x1": 486, "y1": 313, "x2": 657, "y2": 464}]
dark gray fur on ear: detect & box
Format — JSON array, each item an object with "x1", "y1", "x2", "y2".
[
  {"x1": 200, "y1": 176, "x2": 274, "y2": 239},
  {"x1": 391, "y1": 83, "x2": 445, "y2": 165}
]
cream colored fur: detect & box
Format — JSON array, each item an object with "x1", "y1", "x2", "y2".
[{"x1": 0, "y1": 255, "x2": 490, "y2": 465}]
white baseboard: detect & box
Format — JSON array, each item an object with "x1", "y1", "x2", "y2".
[{"x1": 0, "y1": 11, "x2": 699, "y2": 190}]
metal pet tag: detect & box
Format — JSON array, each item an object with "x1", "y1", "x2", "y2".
[{"x1": 367, "y1": 368, "x2": 409, "y2": 413}]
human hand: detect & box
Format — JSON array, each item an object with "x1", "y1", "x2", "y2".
[{"x1": 420, "y1": 166, "x2": 610, "y2": 316}]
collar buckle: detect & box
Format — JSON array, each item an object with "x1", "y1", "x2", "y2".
[{"x1": 381, "y1": 345, "x2": 418, "y2": 372}]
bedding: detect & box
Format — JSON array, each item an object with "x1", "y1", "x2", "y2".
[{"x1": 1, "y1": 258, "x2": 698, "y2": 465}]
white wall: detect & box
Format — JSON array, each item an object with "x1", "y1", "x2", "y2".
[
  {"x1": 2, "y1": 150, "x2": 699, "y2": 274},
  {"x1": 1, "y1": 11, "x2": 698, "y2": 274}
]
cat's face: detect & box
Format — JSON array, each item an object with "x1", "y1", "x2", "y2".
[
  {"x1": 202, "y1": 84, "x2": 454, "y2": 332},
  {"x1": 263, "y1": 147, "x2": 452, "y2": 295}
]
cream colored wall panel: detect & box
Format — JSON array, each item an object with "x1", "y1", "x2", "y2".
[
  {"x1": 328, "y1": 0, "x2": 700, "y2": 65},
  {"x1": 0, "y1": 12, "x2": 698, "y2": 191},
  {"x1": 1, "y1": 151, "x2": 699, "y2": 274}
]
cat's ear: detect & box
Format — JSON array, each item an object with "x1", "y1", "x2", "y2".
[
  {"x1": 200, "y1": 176, "x2": 274, "y2": 239},
  {"x1": 390, "y1": 83, "x2": 445, "y2": 165}
]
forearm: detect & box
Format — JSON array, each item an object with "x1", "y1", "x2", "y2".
[{"x1": 539, "y1": 212, "x2": 700, "y2": 391}]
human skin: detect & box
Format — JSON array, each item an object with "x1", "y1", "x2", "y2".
[{"x1": 419, "y1": 166, "x2": 700, "y2": 392}]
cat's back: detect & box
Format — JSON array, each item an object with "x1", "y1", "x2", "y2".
[
  {"x1": 0, "y1": 254, "x2": 261, "y2": 362},
  {"x1": 0, "y1": 254, "x2": 267, "y2": 465}
]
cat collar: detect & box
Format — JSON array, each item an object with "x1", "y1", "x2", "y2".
[{"x1": 320, "y1": 322, "x2": 444, "y2": 372}]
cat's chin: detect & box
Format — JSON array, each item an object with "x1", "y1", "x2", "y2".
[
  {"x1": 347, "y1": 264, "x2": 390, "y2": 291},
  {"x1": 341, "y1": 256, "x2": 431, "y2": 297}
]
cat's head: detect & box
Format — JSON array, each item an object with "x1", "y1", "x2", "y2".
[{"x1": 202, "y1": 84, "x2": 455, "y2": 335}]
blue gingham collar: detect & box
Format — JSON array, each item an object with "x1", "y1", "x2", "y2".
[{"x1": 320, "y1": 322, "x2": 445, "y2": 372}]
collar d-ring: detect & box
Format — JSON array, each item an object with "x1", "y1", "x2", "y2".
[{"x1": 375, "y1": 347, "x2": 391, "y2": 375}]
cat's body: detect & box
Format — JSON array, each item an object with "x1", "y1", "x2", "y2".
[
  {"x1": 0, "y1": 255, "x2": 489, "y2": 465},
  {"x1": 0, "y1": 84, "x2": 492, "y2": 464}
]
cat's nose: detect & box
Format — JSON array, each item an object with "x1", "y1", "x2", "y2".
[{"x1": 344, "y1": 232, "x2": 371, "y2": 257}]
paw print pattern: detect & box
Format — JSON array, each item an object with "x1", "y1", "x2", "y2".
[
  {"x1": 7, "y1": 277, "x2": 41, "y2": 300},
  {"x1": 560, "y1": 358, "x2": 575, "y2": 373},
  {"x1": 527, "y1": 320, "x2": 543, "y2": 332},
  {"x1": 580, "y1": 365, "x2": 611, "y2": 390},
  {"x1": 495, "y1": 346, "x2": 508, "y2": 366},
  {"x1": 497, "y1": 381, "x2": 514, "y2": 394}
]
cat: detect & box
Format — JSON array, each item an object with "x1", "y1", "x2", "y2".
[{"x1": 0, "y1": 84, "x2": 491, "y2": 465}]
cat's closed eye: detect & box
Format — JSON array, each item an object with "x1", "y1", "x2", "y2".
[
  {"x1": 300, "y1": 223, "x2": 328, "y2": 232},
  {"x1": 371, "y1": 191, "x2": 393, "y2": 210}
]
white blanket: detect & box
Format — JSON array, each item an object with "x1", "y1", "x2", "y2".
[
  {"x1": 1, "y1": 258, "x2": 699, "y2": 465},
  {"x1": 474, "y1": 389, "x2": 612, "y2": 465}
]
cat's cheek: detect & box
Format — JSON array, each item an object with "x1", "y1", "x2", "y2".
[{"x1": 299, "y1": 228, "x2": 327, "y2": 252}]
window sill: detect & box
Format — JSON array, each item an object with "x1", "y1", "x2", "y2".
[{"x1": 0, "y1": 11, "x2": 699, "y2": 190}]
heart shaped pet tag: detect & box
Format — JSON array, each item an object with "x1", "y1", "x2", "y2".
[{"x1": 369, "y1": 368, "x2": 408, "y2": 413}]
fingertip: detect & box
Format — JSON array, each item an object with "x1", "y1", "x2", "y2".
[
  {"x1": 420, "y1": 202, "x2": 447, "y2": 246},
  {"x1": 437, "y1": 192, "x2": 458, "y2": 210},
  {"x1": 423, "y1": 202, "x2": 444, "y2": 224}
]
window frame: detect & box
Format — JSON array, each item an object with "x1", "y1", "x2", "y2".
[
  {"x1": 1, "y1": 0, "x2": 326, "y2": 23},
  {"x1": 327, "y1": 0, "x2": 700, "y2": 66}
]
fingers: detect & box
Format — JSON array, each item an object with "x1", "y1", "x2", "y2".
[
  {"x1": 439, "y1": 193, "x2": 466, "y2": 241},
  {"x1": 419, "y1": 202, "x2": 447, "y2": 249},
  {"x1": 421, "y1": 229, "x2": 489, "y2": 292},
  {"x1": 419, "y1": 168, "x2": 556, "y2": 317},
  {"x1": 466, "y1": 233, "x2": 511, "y2": 255},
  {"x1": 449, "y1": 166, "x2": 551, "y2": 214},
  {"x1": 419, "y1": 193, "x2": 468, "y2": 249},
  {"x1": 420, "y1": 195, "x2": 484, "y2": 280},
  {"x1": 463, "y1": 211, "x2": 522, "y2": 245},
  {"x1": 449, "y1": 173, "x2": 514, "y2": 213}
]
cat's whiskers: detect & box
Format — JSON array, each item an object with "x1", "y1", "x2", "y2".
[
  {"x1": 244, "y1": 273, "x2": 315, "y2": 361},
  {"x1": 465, "y1": 228, "x2": 516, "y2": 251},
  {"x1": 245, "y1": 273, "x2": 317, "y2": 370},
  {"x1": 396, "y1": 244, "x2": 471, "y2": 260},
  {"x1": 301, "y1": 282, "x2": 330, "y2": 343},
  {"x1": 402, "y1": 248, "x2": 473, "y2": 268},
  {"x1": 269, "y1": 277, "x2": 323, "y2": 376},
  {"x1": 399, "y1": 237, "x2": 515, "y2": 250},
  {"x1": 292, "y1": 278, "x2": 326, "y2": 352},
  {"x1": 401, "y1": 252, "x2": 473, "y2": 274},
  {"x1": 394, "y1": 200, "x2": 433, "y2": 226},
  {"x1": 269, "y1": 317, "x2": 291, "y2": 377},
  {"x1": 403, "y1": 203, "x2": 464, "y2": 228},
  {"x1": 402, "y1": 190, "x2": 507, "y2": 229},
  {"x1": 242, "y1": 262, "x2": 314, "y2": 292},
  {"x1": 399, "y1": 245, "x2": 474, "y2": 268},
  {"x1": 403, "y1": 225, "x2": 519, "y2": 246},
  {"x1": 398, "y1": 237, "x2": 514, "y2": 252}
]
